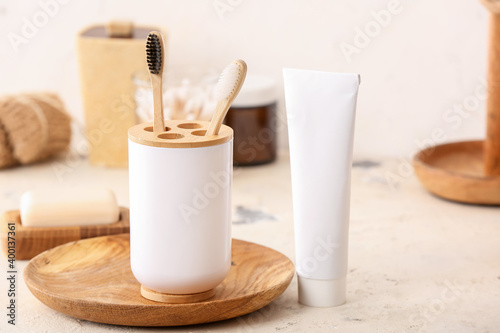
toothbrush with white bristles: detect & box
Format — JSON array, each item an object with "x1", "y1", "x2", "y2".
[{"x1": 205, "y1": 60, "x2": 247, "y2": 136}]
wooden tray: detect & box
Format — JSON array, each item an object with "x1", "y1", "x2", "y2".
[
  {"x1": 413, "y1": 140, "x2": 500, "y2": 205},
  {"x1": 1, "y1": 207, "x2": 130, "y2": 260},
  {"x1": 24, "y1": 234, "x2": 295, "y2": 327}
]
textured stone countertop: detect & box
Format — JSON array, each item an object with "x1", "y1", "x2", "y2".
[{"x1": 0, "y1": 152, "x2": 499, "y2": 332}]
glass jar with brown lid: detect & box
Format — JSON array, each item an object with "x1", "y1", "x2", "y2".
[{"x1": 224, "y1": 75, "x2": 277, "y2": 166}]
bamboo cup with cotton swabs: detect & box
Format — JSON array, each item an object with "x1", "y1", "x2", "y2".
[{"x1": 128, "y1": 45, "x2": 246, "y2": 303}]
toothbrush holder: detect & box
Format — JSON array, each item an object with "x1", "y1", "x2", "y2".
[{"x1": 128, "y1": 120, "x2": 233, "y2": 303}]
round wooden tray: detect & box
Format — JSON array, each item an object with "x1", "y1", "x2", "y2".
[
  {"x1": 413, "y1": 140, "x2": 500, "y2": 205},
  {"x1": 24, "y1": 234, "x2": 294, "y2": 327}
]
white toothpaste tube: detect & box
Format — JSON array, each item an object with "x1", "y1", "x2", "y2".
[{"x1": 283, "y1": 68, "x2": 360, "y2": 307}]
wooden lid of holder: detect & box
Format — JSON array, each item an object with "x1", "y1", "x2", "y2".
[{"x1": 128, "y1": 120, "x2": 233, "y2": 148}]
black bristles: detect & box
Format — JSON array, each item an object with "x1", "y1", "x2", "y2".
[{"x1": 146, "y1": 33, "x2": 162, "y2": 75}]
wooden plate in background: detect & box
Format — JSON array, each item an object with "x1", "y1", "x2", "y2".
[{"x1": 413, "y1": 140, "x2": 500, "y2": 205}]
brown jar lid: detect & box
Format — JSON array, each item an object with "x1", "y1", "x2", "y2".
[{"x1": 128, "y1": 120, "x2": 233, "y2": 148}]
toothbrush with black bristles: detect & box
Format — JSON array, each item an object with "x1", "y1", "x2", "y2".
[{"x1": 146, "y1": 31, "x2": 165, "y2": 133}]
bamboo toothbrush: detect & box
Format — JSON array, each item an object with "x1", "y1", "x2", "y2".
[
  {"x1": 206, "y1": 60, "x2": 247, "y2": 136},
  {"x1": 146, "y1": 31, "x2": 165, "y2": 132}
]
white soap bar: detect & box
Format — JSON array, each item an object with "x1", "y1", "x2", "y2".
[{"x1": 20, "y1": 187, "x2": 120, "y2": 227}]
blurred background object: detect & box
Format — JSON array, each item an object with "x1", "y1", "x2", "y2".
[
  {"x1": 0, "y1": 92, "x2": 71, "y2": 169},
  {"x1": 412, "y1": 0, "x2": 500, "y2": 205},
  {"x1": 0, "y1": 0, "x2": 489, "y2": 162},
  {"x1": 133, "y1": 65, "x2": 219, "y2": 123},
  {"x1": 225, "y1": 75, "x2": 277, "y2": 166},
  {"x1": 77, "y1": 21, "x2": 160, "y2": 167}
]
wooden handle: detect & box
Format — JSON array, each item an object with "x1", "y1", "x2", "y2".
[
  {"x1": 485, "y1": 13, "x2": 500, "y2": 175},
  {"x1": 206, "y1": 101, "x2": 230, "y2": 136},
  {"x1": 152, "y1": 75, "x2": 164, "y2": 132}
]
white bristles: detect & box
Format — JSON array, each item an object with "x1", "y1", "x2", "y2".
[{"x1": 214, "y1": 62, "x2": 242, "y2": 101}]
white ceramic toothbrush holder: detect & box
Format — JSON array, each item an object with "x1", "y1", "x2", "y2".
[{"x1": 128, "y1": 120, "x2": 233, "y2": 303}]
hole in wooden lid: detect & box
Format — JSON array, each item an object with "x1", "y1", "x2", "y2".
[
  {"x1": 145, "y1": 126, "x2": 170, "y2": 132},
  {"x1": 177, "y1": 123, "x2": 202, "y2": 129},
  {"x1": 191, "y1": 130, "x2": 207, "y2": 136},
  {"x1": 158, "y1": 133, "x2": 184, "y2": 139}
]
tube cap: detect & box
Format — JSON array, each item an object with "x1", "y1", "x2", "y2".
[{"x1": 297, "y1": 276, "x2": 346, "y2": 307}]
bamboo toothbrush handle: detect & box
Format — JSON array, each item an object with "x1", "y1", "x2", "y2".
[
  {"x1": 152, "y1": 75, "x2": 164, "y2": 132},
  {"x1": 485, "y1": 12, "x2": 500, "y2": 175},
  {"x1": 206, "y1": 101, "x2": 230, "y2": 136}
]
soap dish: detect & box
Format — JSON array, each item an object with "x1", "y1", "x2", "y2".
[
  {"x1": 0, "y1": 207, "x2": 130, "y2": 260},
  {"x1": 24, "y1": 234, "x2": 295, "y2": 327}
]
